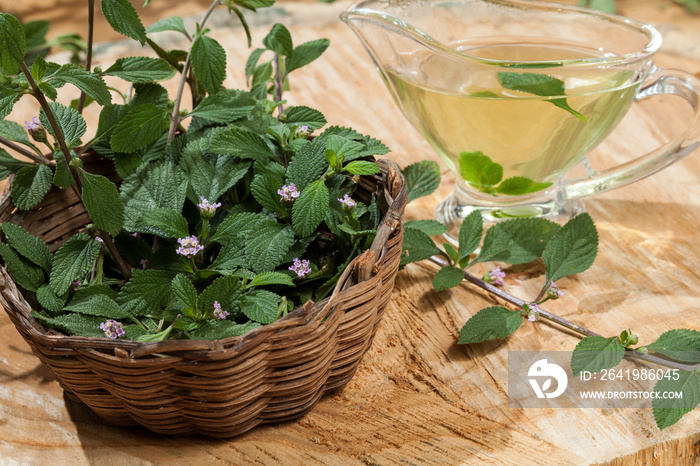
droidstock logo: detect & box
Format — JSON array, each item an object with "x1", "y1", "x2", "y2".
[{"x1": 528, "y1": 359, "x2": 568, "y2": 399}]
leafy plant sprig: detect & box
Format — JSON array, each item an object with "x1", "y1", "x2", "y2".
[{"x1": 400, "y1": 176, "x2": 700, "y2": 430}]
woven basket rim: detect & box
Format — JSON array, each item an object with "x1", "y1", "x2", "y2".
[{"x1": 0, "y1": 158, "x2": 407, "y2": 359}]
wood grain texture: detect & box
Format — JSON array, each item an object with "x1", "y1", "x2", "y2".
[{"x1": 1, "y1": 1, "x2": 699, "y2": 464}]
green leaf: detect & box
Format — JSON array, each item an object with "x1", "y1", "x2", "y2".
[
  {"x1": 495, "y1": 177, "x2": 552, "y2": 196},
  {"x1": 286, "y1": 139, "x2": 327, "y2": 191},
  {"x1": 292, "y1": 179, "x2": 329, "y2": 237},
  {"x1": 497, "y1": 72, "x2": 587, "y2": 121},
  {"x1": 209, "y1": 127, "x2": 276, "y2": 163},
  {"x1": 543, "y1": 213, "x2": 598, "y2": 284},
  {"x1": 262, "y1": 23, "x2": 293, "y2": 56},
  {"x1": 344, "y1": 160, "x2": 380, "y2": 175},
  {"x1": 22, "y1": 19, "x2": 49, "y2": 51},
  {"x1": 284, "y1": 106, "x2": 327, "y2": 130},
  {"x1": 245, "y1": 48, "x2": 266, "y2": 80},
  {"x1": 404, "y1": 219, "x2": 448, "y2": 237},
  {"x1": 0, "y1": 243, "x2": 45, "y2": 291},
  {"x1": 146, "y1": 16, "x2": 188, "y2": 36},
  {"x1": 11, "y1": 164, "x2": 53, "y2": 210},
  {"x1": 401, "y1": 228, "x2": 442, "y2": 266},
  {"x1": 582, "y1": 0, "x2": 616, "y2": 14},
  {"x1": 31, "y1": 56, "x2": 48, "y2": 81},
  {"x1": 199, "y1": 275, "x2": 242, "y2": 318},
  {"x1": 48, "y1": 64, "x2": 111, "y2": 105},
  {"x1": 171, "y1": 274, "x2": 197, "y2": 311},
  {"x1": 30, "y1": 311, "x2": 105, "y2": 338},
  {"x1": 39, "y1": 102, "x2": 87, "y2": 147},
  {"x1": 402, "y1": 160, "x2": 441, "y2": 203},
  {"x1": 49, "y1": 233, "x2": 101, "y2": 295},
  {"x1": 245, "y1": 220, "x2": 295, "y2": 273},
  {"x1": 188, "y1": 91, "x2": 256, "y2": 123},
  {"x1": 188, "y1": 320, "x2": 260, "y2": 340},
  {"x1": 0, "y1": 94, "x2": 20, "y2": 120},
  {"x1": 473, "y1": 217, "x2": 562, "y2": 266},
  {"x1": 210, "y1": 240, "x2": 248, "y2": 272},
  {"x1": 458, "y1": 210, "x2": 483, "y2": 264},
  {"x1": 191, "y1": 34, "x2": 226, "y2": 94},
  {"x1": 100, "y1": 0, "x2": 147, "y2": 45},
  {"x1": 326, "y1": 135, "x2": 363, "y2": 161},
  {"x1": 251, "y1": 174, "x2": 285, "y2": 214},
  {"x1": 247, "y1": 271, "x2": 294, "y2": 288},
  {"x1": 103, "y1": 56, "x2": 175, "y2": 82},
  {"x1": 1, "y1": 222, "x2": 51, "y2": 271},
  {"x1": 285, "y1": 38, "x2": 330, "y2": 74},
  {"x1": 180, "y1": 149, "x2": 249, "y2": 203},
  {"x1": 433, "y1": 266, "x2": 464, "y2": 291},
  {"x1": 0, "y1": 148, "x2": 33, "y2": 181},
  {"x1": 459, "y1": 151, "x2": 502, "y2": 192},
  {"x1": 132, "y1": 208, "x2": 189, "y2": 239},
  {"x1": 0, "y1": 13, "x2": 25, "y2": 75},
  {"x1": 0, "y1": 121, "x2": 40, "y2": 155},
  {"x1": 36, "y1": 284, "x2": 67, "y2": 312},
  {"x1": 653, "y1": 371, "x2": 700, "y2": 430},
  {"x1": 646, "y1": 329, "x2": 700, "y2": 364},
  {"x1": 458, "y1": 306, "x2": 523, "y2": 344},
  {"x1": 65, "y1": 294, "x2": 131, "y2": 319},
  {"x1": 80, "y1": 171, "x2": 124, "y2": 236},
  {"x1": 241, "y1": 289, "x2": 282, "y2": 324},
  {"x1": 570, "y1": 336, "x2": 626, "y2": 377},
  {"x1": 110, "y1": 103, "x2": 169, "y2": 153},
  {"x1": 210, "y1": 211, "x2": 267, "y2": 244},
  {"x1": 116, "y1": 269, "x2": 173, "y2": 316},
  {"x1": 53, "y1": 152, "x2": 73, "y2": 188}
]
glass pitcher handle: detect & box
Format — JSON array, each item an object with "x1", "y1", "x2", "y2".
[{"x1": 564, "y1": 69, "x2": 700, "y2": 200}]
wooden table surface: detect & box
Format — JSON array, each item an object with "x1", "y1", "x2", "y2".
[{"x1": 1, "y1": 1, "x2": 699, "y2": 464}]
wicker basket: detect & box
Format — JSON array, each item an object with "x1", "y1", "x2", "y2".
[{"x1": 0, "y1": 156, "x2": 407, "y2": 438}]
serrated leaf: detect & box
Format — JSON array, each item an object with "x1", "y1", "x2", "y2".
[
  {"x1": 132, "y1": 208, "x2": 189, "y2": 239},
  {"x1": 459, "y1": 151, "x2": 502, "y2": 191},
  {"x1": 0, "y1": 94, "x2": 19, "y2": 119},
  {"x1": 251, "y1": 173, "x2": 285, "y2": 214},
  {"x1": 1, "y1": 222, "x2": 51, "y2": 271},
  {"x1": 189, "y1": 320, "x2": 260, "y2": 340},
  {"x1": 402, "y1": 160, "x2": 440, "y2": 203},
  {"x1": 653, "y1": 371, "x2": 700, "y2": 430},
  {"x1": 262, "y1": 23, "x2": 293, "y2": 56},
  {"x1": 210, "y1": 212, "x2": 267, "y2": 244},
  {"x1": 0, "y1": 13, "x2": 25, "y2": 75},
  {"x1": 48, "y1": 64, "x2": 111, "y2": 105},
  {"x1": 191, "y1": 34, "x2": 226, "y2": 94},
  {"x1": 292, "y1": 179, "x2": 329, "y2": 237},
  {"x1": 458, "y1": 306, "x2": 523, "y2": 344},
  {"x1": 36, "y1": 284, "x2": 67, "y2": 312},
  {"x1": 65, "y1": 294, "x2": 131, "y2": 319},
  {"x1": 30, "y1": 311, "x2": 105, "y2": 337},
  {"x1": 116, "y1": 269, "x2": 173, "y2": 316},
  {"x1": 401, "y1": 228, "x2": 442, "y2": 266},
  {"x1": 284, "y1": 106, "x2": 327, "y2": 130},
  {"x1": 69, "y1": 284, "x2": 117, "y2": 305},
  {"x1": 344, "y1": 160, "x2": 380, "y2": 175},
  {"x1": 171, "y1": 274, "x2": 197, "y2": 311},
  {"x1": 326, "y1": 135, "x2": 363, "y2": 161},
  {"x1": 286, "y1": 38, "x2": 329, "y2": 73},
  {"x1": 0, "y1": 243, "x2": 45, "y2": 291},
  {"x1": 188, "y1": 91, "x2": 256, "y2": 123},
  {"x1": 247, "y1": 271, "x2": 294, "y2": 288},
  {"x1": 53, "y1": 152, "x2": 73, "y2": 188},
  {"x1": 404, "y1": 219, "x2": 448, "y2": 237},
  {"x1": 543, "y1": 213, "x2": 598, "y2": 284},
  {"x1": 103, "y1": 56, "x2": 175, "y2": 82},
  {"x1": 80, "y1": 171, "x2": 124, "y2": 236},
  {"x1": 0, "y1": 148, "x2": 33, "y2": 181},
  {"x1": 472, "y1": 217, "x2": 562, "y2": 266},
  {"x1": 11, "y1": 164, "x2": 53, "y2": 210},
  {"x1": 199, "y1": 275, "x2": 242, "y2": 317},
  {"x1": 211, "y1": 239, "x2": 248, "y2": 272},
  {"x1": 458, "y1": 210, "x2": 483, "y2": 264},
  {"x1": 31, "y1": 56, "x2": 48, "y2": 81},
  {"x1": 646, "y1": 329, "x2": 700, "y2": 364},
  {"x1": 146, "y1": 16, "x2": 188, "y2": 36},
  {"x1": 245, "y1": 220, "x2": 295, "y2": 273},
  {"x1": 498, "y1": 72, "x2": 587, "y2": 121},
  {"x1": 495, "y1": 176, "x2": 552, "y2": 195},
  {"x1": 100, "y1": 0, "x2": 147, "y2": 45},
  {"x1": 49, "y1": 233, "x2": 101, "y2": 295},
  {"x1": 39, "y1": 102, "x2": 87, "y2": 147},
  {"x1": 570, "y1": 336, "x2": 626, "y2": 376},
  {"x1": 433, "y1": 266, "x2": 464, "y2": 291},
  {"x1": 286, "y1": 138, "x2": 327, "y2": 191},
  {"x1": 0, "y1": 120, "x2": 40, "y2": 154},
  {"x1": 245, "y1": 48, "x2": 266, "y2": 81},
  {"x1": 209, "y1": 127, "x2": 276, "y2": 162},
  {"x1": 110, "y1": 103, "x2": 169, "y2": 153},
  {"x1": 241, "y1": 289, "x2": 282, "y2": 324}
]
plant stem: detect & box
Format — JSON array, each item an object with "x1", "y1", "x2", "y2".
[
  {"x1": 98, "y1": 232, "x2": 132, "y2": 280},
  {"x1": 167, "y1": 0, "x2": 222, "y2": 144},
  {"x1": 76, "y1": 0, "x2": 95, "y2": 115},
  {"x1": 273, "y1": 52, "x2": 284, "y2": 117},
  {"x1": 0, "y1": 136, "x2": 52, "y2": 165},
  {"x1": 427, "y1": 255, "x2": 700, "y2": 372}
]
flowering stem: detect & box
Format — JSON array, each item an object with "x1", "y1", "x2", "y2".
[
  {"x1": 167, "y1": 0, "x2": 222, "y2": 144},
  {"x1": 273, "y1": 52, "x2": 284, "y2": 117},
  {"x1": 427, "y1": 255, "x2": 699, "y2": 372},
  {"x1": 98, "y1": 232, "x2": 132, "y2": 281},
  {"x1": 76, "y1": 0, "x2": 95, "y2": 115},
  {"x1": 0, "y1": 135, "x2": 51, "y2": 165}
]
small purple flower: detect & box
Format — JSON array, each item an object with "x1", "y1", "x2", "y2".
[
  {"x1": 294, "y1": 125, "x2": 310, "y2": 138},
  {"x1": 176, "y1": 236, "x2": 203, "y2": 258},
  {"x1": 211, "y1": 300, "x2": 230, "y2": 320},
  {"x1": 24, "y1": 117, "x2": 42, "y2": 132},
  {"x1": 278, "y1": 183, "x2": 300, "y2": 202},
  {"x1": 139, "y1": 258, "x2": 148, "y2": 270},
  {"x1": 197, "y1": 196, "x2": 221, "y2": 218},
  {"x1": 547, "y1": 282, "x2": 564, "y2": 300},
  {"x1": 100, "y1": 319, "x2": 125, "y2": 339},
  {"x1": 71, "y1": 280, "x2": 81, "y2": 291},
  {"x1": 289, "y1": 257, "x2": 311, "y2": 278},
  {"x1": 527, "y1": 303, "x2": 540, "y2": 322},
  {"x1": 338, "y1": 194, "x2": 356, "y2": 210},
  {"x1": 96, "y1": 237, "x2": 104, "y2": 244},
  {"x1": 483, "y1": 266, "x2": 506, "y2": 287}
]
